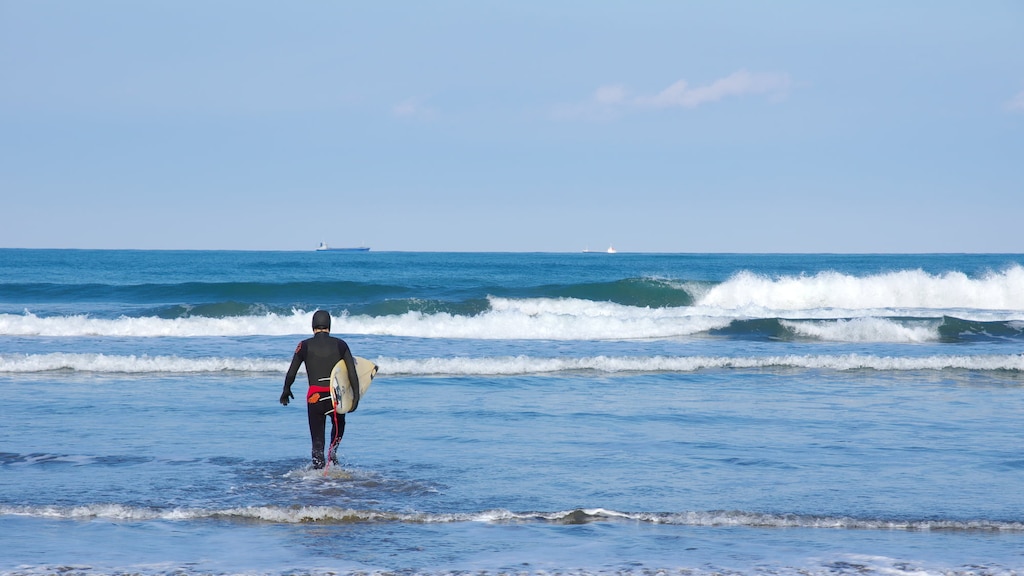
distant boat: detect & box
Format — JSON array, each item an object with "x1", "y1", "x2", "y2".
[
  {"x1": 583, "y1": 245, "x2": 617, "y2": 254},
  {"x1": 316, "y1": 242, "x2": 370, "y2": 252}
]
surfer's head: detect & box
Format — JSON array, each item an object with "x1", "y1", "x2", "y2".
[{"x1": 312, "y1": 310, "x2": 331, "y2": 332}]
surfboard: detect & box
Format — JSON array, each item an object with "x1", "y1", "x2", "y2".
[{"x1": 329, "y1": 356, "x2": 378, "y2": 414}]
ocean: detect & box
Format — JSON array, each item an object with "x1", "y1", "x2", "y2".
[{"x1": 1, "y1": 249, "x2": 1023, "y2": 575}]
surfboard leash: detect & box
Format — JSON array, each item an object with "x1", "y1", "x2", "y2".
[{"x1": 325, "y1": 407, "x2": 340, "y2": 476}]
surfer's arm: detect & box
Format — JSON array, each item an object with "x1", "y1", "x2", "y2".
[
  {"x1": 281, "y1": 343, "x2": 305, "y2": 405},
  {"x1": 284, "y1": 354, "x2": 303, "y2": 388}
]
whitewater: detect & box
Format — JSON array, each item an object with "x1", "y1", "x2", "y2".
[
  {"x1": 2, "y1": 250, "x2": 1024, "y2": 575},
  {"x1": 3, "y1": 351, "x2": 1024, "y2": 375},
  {"x1": 3, "y1": 265, "x2": 1024, "y2": 340}
]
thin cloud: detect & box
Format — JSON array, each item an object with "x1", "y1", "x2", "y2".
[
  {"x1": 565, "y1": 70, "x2": 792, "y2": 119},
  {"x1": 593, "y1": 84, "x2": 630, "y2": 106},
  {"x1": 1006, "y1": 89, "x2": 1024, "y2": 112},
  {"x1": 636, "y1": 70, "x2": 791, "y2": 109},
  {"x1": 393, "y1": 97, "x2": 437, "y2": 119}
]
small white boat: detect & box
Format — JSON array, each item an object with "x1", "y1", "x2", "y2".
[{"x1": 583, "y1": 245, "x2": 617, "y2": 254}]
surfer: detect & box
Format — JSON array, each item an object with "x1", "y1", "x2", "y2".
[{"x1": 280, "y1": 310, "x2": 360, "y2": 469}]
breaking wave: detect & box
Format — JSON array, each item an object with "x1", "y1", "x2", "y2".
[
  {"x1": 1, "y1": 309, "x2": 1022, "y2": 343},
  {"x1": 2, "y1": 266, "x2": 1022, "y2": 343},
  {"x1": 2, "y1": 352, "x2": 1022, "y2": 375},
  {"x1": 2, "y1": 504, "x2": 1021, "y2": 532},
  {"x1": 699, "y1": 266, "x2": 1024, "y2": 311}
]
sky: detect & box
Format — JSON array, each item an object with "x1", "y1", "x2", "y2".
[{"x1": 1, "y1": 1, "x2": 1022, "y2": 253}]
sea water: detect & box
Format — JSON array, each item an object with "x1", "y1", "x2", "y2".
[{"x1": 1, "y1": 250, "x2": 1023, "y2": 575}]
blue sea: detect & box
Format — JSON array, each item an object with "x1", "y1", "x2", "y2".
[{"x1": 2, "y1": 249, "x2": 1024, "y2": 575}]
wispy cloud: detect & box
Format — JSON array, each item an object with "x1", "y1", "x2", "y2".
[
  {"x1": 393, "y1": 96, "x2": 437, "y2": 119},
  {"x1": 593, "y1": 84, "x2": 630, "y2": 106},
  {"x1": 635, "y1": 70, "x2": 791, "y2": 109},
  {"x1": 1006, "y1": 89, "x2": 1024, "y2": 112},
  {"x1": 559, "y1": 69, "x2": 791, "y2": 120}
]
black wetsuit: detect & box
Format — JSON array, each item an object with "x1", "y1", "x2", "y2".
[{"x1": 283, "y1": 331, "x2": 359, "y2": 468}]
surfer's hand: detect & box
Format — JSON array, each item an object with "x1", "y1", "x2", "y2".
[{"x1": 279, "y1": 386, "x2": 294, "y2": 405}]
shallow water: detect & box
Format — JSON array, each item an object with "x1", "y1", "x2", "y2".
[{"x1": 2, "y1": 250, "x2": 1023, "y2": 574}]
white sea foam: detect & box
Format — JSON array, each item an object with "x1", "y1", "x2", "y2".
[
  {"x1": 700, "y1": 266, "x2": 1024, "y2": 311},
  {"x1": 376, "y1": 354, "x2": 1024, "y2": 374},
  {"x1": 780, "y1": 318, "x2": 941, "y2": 343},
  {"x1": 1, "y1": 305, "x2": 1020, "y2": 342},
  {"x1": 2, "y1": 352, "x2": 1021, "y2": 375},
  {"x1": 2, "y1": 267, "x2": 1022, "y2": 340},
  {"x1": 3, "y1": 503, "x2": 1022, "y2": 532},
  {"x1": 0, "y1": 309, "x2": 313, "y2": 338},
  {"x1": 0, "y1": 352, "x2": 285, "y2": 373},
  {"x1": 0, "y1": 303, "x2": 737, "y2": 340},
  {"x1": 350, "y1": 299, "x2": 738, "y2": 340}
]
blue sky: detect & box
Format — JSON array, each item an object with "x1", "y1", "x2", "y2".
[{"x1": 2, "y1": 1, "x2": 1022, "y2": 252}]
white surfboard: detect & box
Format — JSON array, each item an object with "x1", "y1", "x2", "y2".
[{"x1": 329, "y1": 356, "x2": 378, "y2": 414}]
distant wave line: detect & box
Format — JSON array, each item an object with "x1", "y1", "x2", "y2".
[
  {"x1": 1, "y1": 504, "x2": 1021, "y2": 532},
  {"x1": 2, "y1": 353, "x2": 1021, "y2": 375},
  {"x1": 3, "y1": 265, "x2": 1022, "y2": 311},
  {"x1": 0, "y1": 265, "x2": 1021, "y2": 328}
]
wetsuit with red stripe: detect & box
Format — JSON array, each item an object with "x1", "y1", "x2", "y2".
[{"x1": 283, "y1": 331, "x2": 359, "y2": 469}]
